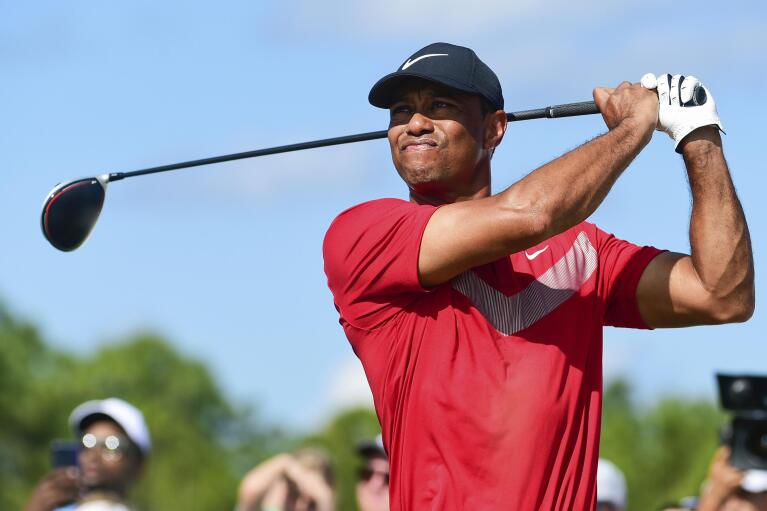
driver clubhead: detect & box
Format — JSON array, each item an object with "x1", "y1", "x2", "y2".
[{"x1": 41, "y1": 175, "x2": 108, "y2": 251}]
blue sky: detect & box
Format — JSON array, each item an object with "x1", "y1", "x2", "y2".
[{"x1": 2, "y1": 1, "x2": 765, "y2": 429}]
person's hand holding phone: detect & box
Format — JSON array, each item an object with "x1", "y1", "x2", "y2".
[{"x1": 24, "y1": 467, "x2": 81, "y2": 511}]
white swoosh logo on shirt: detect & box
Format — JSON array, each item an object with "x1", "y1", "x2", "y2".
[
  {"x1": 401, "y1": 53, "x2": 448, "y2": 70},
  {"x1": 525, "y1": 246, "x2": 549, "y2": 260},
  {"x1": 452, "y1": 232, "x2": 597, "y2": 336}
]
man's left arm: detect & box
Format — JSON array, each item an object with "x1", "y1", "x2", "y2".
[{"x1": 637, "y1": 127, "x2": 754, "y2": 327}]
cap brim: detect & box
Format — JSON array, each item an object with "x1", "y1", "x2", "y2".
[
  {"x1": 368, "y1": 71, "x2": 488, "y2": 109},
  {"x1": 69, "y1": 401, "x2": 107, "y2": 433},
  {"x1": 357, "y1": 442, "x2": 386, "y2": 458},
  {"x1": 742, "y1": 470, "x2": 767, "y2": 493},
  {"x1": 68, "y1": 398, "x2": 151, "y2": 457}
]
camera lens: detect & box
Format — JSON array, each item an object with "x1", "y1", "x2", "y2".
[
  {"x1": 745, "y1": 423, "x2": 767, "y2": 460},
  {"x1": 730, "y1": 379, "x2": 753, "y2": 407}
]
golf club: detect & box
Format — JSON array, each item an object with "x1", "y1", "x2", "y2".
[{"x1": 41, "y1": 100, "x2": 600, "y2": 252}]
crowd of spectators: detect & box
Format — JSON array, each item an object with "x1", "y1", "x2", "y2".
[
  {"x1": 23, "y1": 397, "x2": 391, "y2": 511},
  {"x1": 596, "y1": 454, "x2": 767, "y2": 511},
  {"x1": 24, "y1": 397, "x2": 766, "y2": 511}
]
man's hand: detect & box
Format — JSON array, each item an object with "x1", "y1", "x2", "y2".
[
  {"x1": 593, "y1": 80, "x2": 658, "y2": 143},
  {"x1": 697, "y1": 447, "x2": 744, "y2": 511},
  {"x1": 634, "y1": 75, "x2": 753, "y2": 328},
  {"x1": 283, "y1": 459, "x2": 335, "y2": 511},
  {"x1": 641, "y1": 72, "x2": 724, "y2": 152},
  {"x1": 25, "y1": 468, "x2": 81, "y2": 511}
]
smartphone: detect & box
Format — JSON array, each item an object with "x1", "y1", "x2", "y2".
[{"x1": 50, "y1": 440, "x2": 79, "y2": 468}]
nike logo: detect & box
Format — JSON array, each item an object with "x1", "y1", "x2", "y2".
[
  {"x1": 452, "y1": 232, "x2": 597, "y2": 336},
  {"x1": 401, "y1": 53, "x2": 448, "y2": 70},
  {"x1": 525, "y1": 246, "x2": 549, "y2": 260}
]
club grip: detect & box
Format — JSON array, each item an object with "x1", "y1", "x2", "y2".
[
  {"x1": 549, "y1": 101, "x2": 599, "y2": 118},
  {"x1": 506, "y1": 100, "x2": 599, "y2": 122}
]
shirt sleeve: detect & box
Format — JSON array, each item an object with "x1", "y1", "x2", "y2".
[
  {"x1": 593, "y1": 225, "x2": 665, "y2": 329},
  {"x1": 323, "y1": 198, "x2": 438, "y2": 331}
]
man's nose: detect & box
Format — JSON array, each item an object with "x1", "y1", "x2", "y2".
[
  {"x1": 79, "y1": 447, "x2": 100, "y2": 464},
  {"x1": 405, "y1": 112, "x2": 434, "y2": 136}
]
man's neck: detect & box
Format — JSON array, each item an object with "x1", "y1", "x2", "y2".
[
  {"x1": 409, "y1": 184, "x2": 491, "y2": 205},
  {"x1": 407, "y1": 162, "x2": 493, "y2": 205}
]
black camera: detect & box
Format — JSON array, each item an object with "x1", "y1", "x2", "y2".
[{"x1": 717, "y1": 373, "x2": 767, "y2": 470}]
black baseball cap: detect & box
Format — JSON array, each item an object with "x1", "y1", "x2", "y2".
[
  {"x1": 357, "y1": 435, "x2": 387, "y2": 459},
  {"x1": 368, "y1": 42, "x2": 504, "y2": 111}
]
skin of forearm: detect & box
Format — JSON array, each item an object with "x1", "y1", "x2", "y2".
[
  {"x1": 238, "y1": 455, "x2": 292, "y2": 506},
  {"x1": 498, "y1": 119, "x2": 650, "y2": 244},
  {"x1": 683, "y1": 129, "x2": 755, "y2": 316}
]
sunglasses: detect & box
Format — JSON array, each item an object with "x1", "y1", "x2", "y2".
[
  {"x1": 80, "y1": 433, "x2": 130, "y2": 461},
  {"x1": 358, "y1": 467, "x2": 389, "y2": 485}
]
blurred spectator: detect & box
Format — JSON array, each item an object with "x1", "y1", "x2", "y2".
[
  {"x1": 25, "y1": 397, "x2": 150, "y2": 511},
  {"x1": 237, "y1": 448, "x2": 335, "y2": 511},
  {"x1": 698, "y1": 447, "x2": 767, "y2": 511},
  {"x1": 356, "y1": 436, "x2": 389, "y2": 511},
  {"x1": 597, "y1": 458, "x2": 627, "y2": 511}
]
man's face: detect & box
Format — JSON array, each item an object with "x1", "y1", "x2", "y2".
[
  {"x1": 78, "y1": 419, "x2": 141, "y2": 491},
  {"x1": 356, "y1": 455, "x2": 389, "y2": 511},
  {"x1": 386, "y1": 79, "x2": 503, "y2": 203}
]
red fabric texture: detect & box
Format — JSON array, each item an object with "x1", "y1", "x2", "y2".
[{"x1": 323, "y1": 198, "x2": 663, "y2": 511}]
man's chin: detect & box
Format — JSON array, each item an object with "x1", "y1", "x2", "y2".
[{"x1": 399, "y1": 163, "x2": 444, "y2": 186}]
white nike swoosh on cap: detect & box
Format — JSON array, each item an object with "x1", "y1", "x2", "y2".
[
  {"x1": 525, "y1": 246, "x2": 549, "y2": 260},
  {"x1": 401, "y1": 53, "x2": 448, "y2": 70}
]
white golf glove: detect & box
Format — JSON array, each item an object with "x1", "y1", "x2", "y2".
[{"x1": 640, "y1": 72, "x2": 724, "y2": 152}]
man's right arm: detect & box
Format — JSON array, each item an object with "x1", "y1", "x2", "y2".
[{"x1": 418, "y1": 82, "x2": 658, "y2": 287}]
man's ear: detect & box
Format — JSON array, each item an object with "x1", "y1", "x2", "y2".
[{"x1": 484, "y1": 110, "x2": 507, "y2": 155}]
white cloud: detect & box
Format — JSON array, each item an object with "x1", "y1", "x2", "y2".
[
  {"x1": 307, "y1": 354, "x2": 375, "y2": 427},
  {"x1": 121, "y1": 134, "x2": 386, "y2": 205},
  {"x1": 602, "y1": 334, "x2": 639, "y2": 382},
  {"x1": 270, "y1": 2, "x2": 763, "y2": 102},
  {"x1": 201, "y1": 142, "x2": 377, "y2": 200},
  {"x1": 326, "y1": 355, "x2": 375, "y2": 408}
]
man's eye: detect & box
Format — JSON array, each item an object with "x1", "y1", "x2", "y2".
[
  {"x1": 391, "y1": 105, "x2": 411, "y2": 115},
  {"x1": 432, "y1": 101, "x2": 453, "y2": 110}
]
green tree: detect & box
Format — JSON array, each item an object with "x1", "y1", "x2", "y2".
[
  {"x1": 0, "y1": 304, "x2": 283, "y2": 511},
  {"x1": 601, "y1": 378, "x2": 725, "y2": 511},
  {"x1": 0, "y1": 305, "x2": 74, "y2": 510},
  {"x1": 299, "y1": 407, "x2": 381, "y2": 511},
  {"x1": 1, "y1": 300, "x2": 734, "y2": 511},
  {"x1": 63, "y1": 333, "x2": 260, "y2": 510}
]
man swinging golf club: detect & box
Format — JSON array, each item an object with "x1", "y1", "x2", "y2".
[{"x1": 323, "y1": 42, "x2": 754, "y2": 510}]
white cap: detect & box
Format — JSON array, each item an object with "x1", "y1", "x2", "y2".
[
  {"x1": 597, "y1": 458, "x2": 627, "y2": 509},
  {"x1": 69, "y1": 397, "x2": 151, "y2": 457},
  {"x1": 741, "y1": 470, "x2": 767, "y2": 494}
]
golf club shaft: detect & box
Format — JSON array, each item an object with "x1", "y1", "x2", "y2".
[{"x1": 108, "y1": 100, "x2": 599, "y2": 182}]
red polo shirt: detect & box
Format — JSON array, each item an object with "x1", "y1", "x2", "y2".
[{"x1": 324, "y1": 198, "x2": 662, "y2": 510}]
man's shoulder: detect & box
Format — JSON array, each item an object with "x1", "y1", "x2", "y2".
[
  {"x1": 329, "y1": 198, "x2": 412, "y2": 226},
  {"x1": 324, "y1": 198, "x2": 416, "y2": 245}
]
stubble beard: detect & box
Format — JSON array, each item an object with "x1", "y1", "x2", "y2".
[{"x1": 397, "y1": 156, "x2": 454, "y2": 195}]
